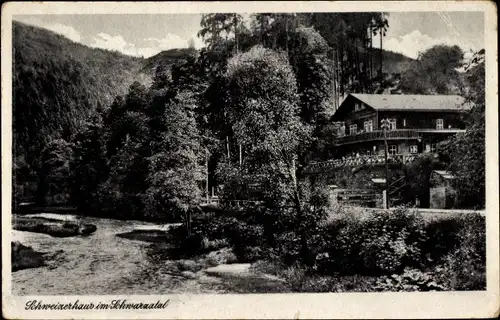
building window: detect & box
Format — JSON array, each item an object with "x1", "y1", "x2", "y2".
[
  {"x1": 388, "y1": 119, "x2": 397, "y2": 130},
  {"x1": 409, "y1": 145, "x2": 418, "y2": 153},
  {"x1": 431, "y1": 144, "x2": 437, "y2": 153},
  {"x1": 389, "y1": 145, "x2": 398, "y2": 155},
  {"x1": 349, "y1": 124, "x2": 357, "y2": 135},
  {"x1": 354, "y1": 102, "x2": 362, "y2": 111},
  {"x1": 337, "y1": 125, "x2": 345, "y2": 137},
  {"x1": 436, "y1": 118, "x2": 444, "y2": 129},
  {"x1": 364, "y1": 120, "x2": 373, "y2": 132},
  {"x1": 425, "y1": 144, "x2": 431, "y2": 152},
  {"x1": 403, "y1": 118, "x2": 406, "y2": 127}
]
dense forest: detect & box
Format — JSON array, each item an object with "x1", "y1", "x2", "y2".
[{"x1": 13, "y1": 13, "x2": 485, "y2": 221}]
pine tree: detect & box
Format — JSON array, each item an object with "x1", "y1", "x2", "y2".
[{"x1": 144, "y1": 90, "x2": 204, "y2": 229}]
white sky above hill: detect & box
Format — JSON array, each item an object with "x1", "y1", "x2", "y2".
[{"x1": 15, "y1": 12, "x2": 483, "y2": 60}]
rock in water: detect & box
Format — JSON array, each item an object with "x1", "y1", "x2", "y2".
[
  {"x1": 204, "y1": 263, "x2": 251, "y2": 276},
  {"x1": 180, "y1": 271, "x2": 198, "y2": 279},
  {"x1": 80, "y1": 224, "x2": 97, "y2": 235},
  {"x1": 11, "y1": 241, "x2": 45, "y2": 271}
]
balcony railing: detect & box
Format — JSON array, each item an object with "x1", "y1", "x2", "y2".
[
  {"x1": 335, "y1": 129, "x2": 421, "y2": 146},
  {"x1": 304, "y1": 153, "x2": 424, "y2": 174}
]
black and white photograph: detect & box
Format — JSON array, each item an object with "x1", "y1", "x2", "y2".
[{"x1": 2, "y1": 1, "x2": 498, "y2": 319}]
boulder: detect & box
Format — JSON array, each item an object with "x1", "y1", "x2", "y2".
[
  {"x1": 11, "y1": 241, "x2": 45, "y2": 271},
  {"x1": 205, "y1": 247, "x2": 237, "y2": 266},
  {"x1": 204, "y1": 263, "x2": 251, "y2": 276},
  {"x1": 79, "y1": 224, "x2": 97, "y2": 235},
  {"x1": 176, "y1": 259, "x2": 203, "y2": 272}
]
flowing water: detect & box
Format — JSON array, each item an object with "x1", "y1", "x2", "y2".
[{"x1": 11, "y1": 213, "x2": 286, "y2": 295}]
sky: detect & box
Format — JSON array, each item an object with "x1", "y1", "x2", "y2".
[{"x1": 14, "y1": 12, "x2": 484, "y2": 59}]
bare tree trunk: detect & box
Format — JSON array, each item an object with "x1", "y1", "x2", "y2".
[
  {"x1": 239, "y1": 144, "x2": 242, "y2": 166},
  {"x1": 261, "y1": 16, "x2": 265, "y2": 46},
  {"x1": 285, "y1": 15, "x2": 289, "y2": 55},
  {"x1": 335, "y1": 47, "x2": 340, "y2": 107},
  {"x1": 289, "y1": 158, "x2": 311, "y2": 266},
  {"x1": 340, "y1": 45, "x2": 345, "y2": 98},
  {"x1": 332, "y1": 48, "x2": 337, "y2": 111},
  {"x1": 234, "y1": 14, "x2": 239, "y2": 54},
  {"x1": 355, "y1": 38, "x2": 362, "y2": 93},
  {"x1": 185, "y1": 211, "x2": 192, "y2": 237},
  {"x1": 369, "y1": 27, "x2": 373, "y2": 80},
  {"x1": 205, "y1": 149, "x2": 209, "y2": 202},
  {"x1": 234, "y1": 14, "x2": 242, "y2": 164},
  {"x1": 383, "y1": 128, "x2": 389, "y2": 209},
  {"x1": 379, "y1": 29, "x2": 383, "y2": 78}
]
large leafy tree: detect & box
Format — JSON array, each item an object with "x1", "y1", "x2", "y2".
[
  {"x1": 144, "y1": 59, "x2": 205, "y2": 228},
  {"x1": 144, "y1": 92, "x2": 204, "y2": 225},
  {"x1": 70, "y1": 110, "x2": 108, "y2": 212},
  {"x1": 280, "y1": 26, "x2": 333, "y2": 125},
  {"x1": 438, "y1": 50, "x2": 485, "y2": 208},
  {"x1": 99, "y1": 82, "x2": 150, "y2": 218},
  {"x1": 400, "y1": 45, "x2": 465, "y2": 94},
  {"x1": 223, "y1": 46, "x2": 328, "y2": 265},
  {"x1": 37, "y1": 138, "x2": 74, "y2": 205},
  {"x1": 198, "y1": 13, "x2": 246, "y2": 52},
  {"x1": 306, "y1": 12, "x2": 390, "y2": 97}
]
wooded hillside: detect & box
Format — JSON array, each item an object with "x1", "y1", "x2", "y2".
[{"x1": 13, "y1": 22, "x2": 196, "y2": 191}]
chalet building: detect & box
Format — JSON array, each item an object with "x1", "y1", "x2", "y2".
[{"x1": 330, "y1": 93, "x2": 472, "y2": 159}]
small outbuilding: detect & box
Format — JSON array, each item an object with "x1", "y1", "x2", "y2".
[{"x1": 429, "y1": 170, "x2": 457, "y2": 209}]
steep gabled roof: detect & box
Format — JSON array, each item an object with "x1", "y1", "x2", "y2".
[{"x1": 349, "y1": 93, "x2": 472, "y2": 112}]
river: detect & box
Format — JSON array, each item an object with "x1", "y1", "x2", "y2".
[{"x1": 11, "y1": 213, "x2": 287, "y2": 295}]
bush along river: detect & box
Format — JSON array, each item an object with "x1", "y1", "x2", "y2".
[{"x1": 11, "y1": 213, "x2": 287, "y2": 295}]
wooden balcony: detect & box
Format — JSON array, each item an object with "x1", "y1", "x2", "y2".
[{"x1": 335, "y1": 129, "x2": 421, "y2": 146}]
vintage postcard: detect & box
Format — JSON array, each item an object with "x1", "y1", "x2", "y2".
[{"x1": 2, "y1": 1, "x2": 498, "y2": 319}]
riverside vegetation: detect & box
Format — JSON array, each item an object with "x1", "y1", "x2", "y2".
[
  {"x1": 160, "y1": 204, "x2": 485, "y2": 292},
  {"x1": 12, "y1": 13, "x2": 486, "y2": 292}
]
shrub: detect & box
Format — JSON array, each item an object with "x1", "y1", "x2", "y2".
[
  {"x1": 195, "y1": 215, "x2": 237, "y2": 241},
  {"x1": 374, "y1": 268, "x2": 449, "y2": 292},
  {"x1": 205, "y1": 247, "x2": 238, "y2": 266},
  {"x1": 315, "y1": 217, "x2": 365, "y2": 274},
  {"x1": 250, "y1": 257, "x2": 287, "y2": 276},
  {"x1": 315, "y1": 208, "x2": 485, "y2": 288},
  {"x1": 225, "y1": 219, "x2": 266, "y2": 263},
  {"x1": 166, "y1": 225, "x2": 205, "y2": 258},
  {"x1": 438, "y1": 213, "x2": 486, "y2": 290},
  {"x1": 358, "y1": 207, "x2": 427, "y2": 274},
  {"x1": 279, "y1": 264, "x2": 378, "y2": 293},
  {"x1": 271, "y1": 230, "x2": 304, "y2": 265},
  {"x1": 420, "y1": 217, "x2": 462, "y2": 265},
  {"x1": 316, "y1": 206, "x2": 428, "y2": 275}
]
